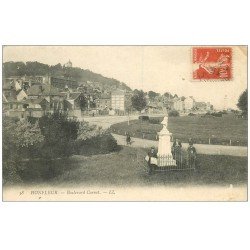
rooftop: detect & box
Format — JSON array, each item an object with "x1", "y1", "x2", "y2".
[
  {"x1": 100, "y1": 94, "x2": 111, "y2": 99},
  {"x1": 111, "y1": 89, "x2": 125, "y2": 95},
  {"x1": 68, "y1": 92, "x2": 82, "y2": 100},
  {"x1": 27, "y1": 84, "x2": 60, "y2": 96}
]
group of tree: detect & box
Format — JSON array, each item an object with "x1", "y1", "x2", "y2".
[
  {"x1": 3, "y1": 61, "x2": 131, "y2": 92},
  {"x1": 3, "y1": 112, "x2": 118, "y2": 184},
  {"x1": 130, "y1": 89, "x2": 179, "y2": 112},
  {"x1": 131, "y1": 90, "x2": 147, "y2": 112}
]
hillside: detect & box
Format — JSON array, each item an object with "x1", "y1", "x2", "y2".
[{"x1": 3, "y1": 61, "x2": 132, "y2": 92}]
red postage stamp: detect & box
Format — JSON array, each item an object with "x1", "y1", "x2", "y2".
[{"x1": 192, "y1": 47, "x2": 232, "y2": 80}]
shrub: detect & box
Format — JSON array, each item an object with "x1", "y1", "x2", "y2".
[
  {"x1": 2, "y1": 118, "x2": 44, "y2": 184},
  {"x1": 168, "y1": 110, "x2": 180, "y2": 117},
  {"x1": 2, "y1": 161, "x2": 23, "y2": 184},
  {"x1": 38, "y1": 112, "x2": 79, "y2": 158},
  {"x1": 76, "y1": 121, "x2": 119, "y2": 155},
  {"x1": 77, "y1": 132, "x2": 119, "y2": 155},
  {"x1": 77, "y1": 121, "x2": 104, "y2": 140},
  {"x1": 211, "y1": 112, "x2": 222, "y2": 117},
  {"x1": 149, "y1": 117, "x2": 162, "y2": 124},
  {"x1": 27, "y1": 116, "x2": 39, "y2": 124},
  {"x1": 3, "y1": 118, "x2": 44, "y2": 161},
  {"x1": 139, "y1": 115, "x2": 149, "y2": 121}
]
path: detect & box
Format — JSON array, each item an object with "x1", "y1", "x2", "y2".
[
  {"x1": 112, "y1": 134, "x2": 247, "y2": 157},
  {"x1": 81, "y1": 115, "x2": 247, "y2": 157}
]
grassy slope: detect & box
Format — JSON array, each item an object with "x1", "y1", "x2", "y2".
[
  {"x1": 16, "y1": 147, "x2": 247, "y2": 187},
  {"x1": 111, "y1": 115, "x2": 248, "y2": 146}
]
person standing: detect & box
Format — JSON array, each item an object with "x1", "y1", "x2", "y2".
[
  {"x1": 187, "y1": 139, "x2": 197, "y2": 169},
  {"x1": 147, "y1": 146, "x2": 158, "y2": 174},
  {"x1": 126, "y1": 132, "x2": 131, "y2": 145},
  {"x1": 172, "y1": 139, "x2": 182, "y2": 163}
]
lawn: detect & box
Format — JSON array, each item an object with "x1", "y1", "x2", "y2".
[
  {"x1": 110, "y1": 114, "x2": 248, "y2": 146},
  {"x1": 12, "y1": 146, "x2": 247, "y2": 187}
]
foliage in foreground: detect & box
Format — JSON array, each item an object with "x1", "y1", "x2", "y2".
[
  {"x1": 3, "y1": 113, "x2": 118, "y2": 184},
  {"x1": 38, "y1": 112, "x2": 79, "y2": 158},
  {"x1": 3, "y1": 118, "x2": 44, "y2": 183}
]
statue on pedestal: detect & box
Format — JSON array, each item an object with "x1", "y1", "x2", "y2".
[{"x1": 157, "y1": 115, "x2": 176, "y2": 167}]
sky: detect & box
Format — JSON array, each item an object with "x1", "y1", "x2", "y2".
[{"x1": 3, "y1": 46, "x2": 247, "y2": 109}]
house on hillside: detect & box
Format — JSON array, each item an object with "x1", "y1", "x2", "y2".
[
  {"x1": 3, "y1": 98, "x2": 26, "y2": 119},
  {"x1": 63, "y1": 92, "x2": 85, "y2": 117},
  {"x1": 3, "y1": 80, "x2": 28, "y2": 101},
  {"x1": 96, "y1": 93, "x2": 111, "y2": 110},
  {"x1": 27, "y1": 84, "x2": 61, "y2": 101},
  {"x1": 3, "y1": 81, "x2": 28, "y2": 119},
  {"x1": 23, "y1": 99, "x2": 50, "y2": 118}
]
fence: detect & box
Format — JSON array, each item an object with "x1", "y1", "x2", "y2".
[
  {"x1": 133, "y1": 131, "x2": 246, "y2": 146},
  {"x1": 141, "y1": 149, "x2": 196, "y2": 172}
]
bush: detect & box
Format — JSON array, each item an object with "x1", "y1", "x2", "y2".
[
  {"x1": 139, "y1": 115, "x2": 149, "y2": 121},
  {"x1": 188, "y1": 113, "x2": 195, "y2": 116},
  {"x1": 76, "y1": 121, "x2": 119, "y2": 155},
  {"x1": 168, "y1": 110, "x2": 180, "y2": 117},
  {"x1": 149, "y1": 117, "x2": 162, "y2": 124},
  {"x1": 77, "y1": 132, "x2": 119, "y2": 155},
  {"x1": 3, "y1": 113, "x2": 120, "y2": 184},
  {"x1": 2, "y1": 161, "x2": 23, "y2": 184},
  {"x1": 3, "y1": 118, "x2": 44, "y2": 161},
  {"x1": 2, "y1": 118, "x2": 44, "y2": 184},
  {"x1": 27, "y1": 116, "x2": 39, "y2": 124},
  {"x1": 38, "y1": 112, "x2": 79, "y2": 158},
  {"x1": 211, "y1": 112, "x2": 222, "y2": 117}
]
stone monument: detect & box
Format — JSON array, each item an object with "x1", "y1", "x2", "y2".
[{"x1": 157, "y1": 115, "x2": 176, "y2": 167}]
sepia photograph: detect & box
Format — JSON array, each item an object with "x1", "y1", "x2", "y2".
[{"x1": 2, "y1": 45, "x2": 248, "y2": 201}]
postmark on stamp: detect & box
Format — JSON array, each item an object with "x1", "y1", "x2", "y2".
[{"x1": 192, "y1": 47, "x2": 232, "y2": 80}]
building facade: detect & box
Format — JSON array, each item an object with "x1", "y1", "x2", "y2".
[
  {"x1": 184, "y1": 96, "x2": 195, "y2": 111},
  {"x1": 173, "y1": 99, "x2": 184, "y2": 111},
  {"x1": 111, "y1": 90, "x2": 125, "y2": 111},
  {"x1": 96, "y1": 94, "x2": 111, "y2": 110}
]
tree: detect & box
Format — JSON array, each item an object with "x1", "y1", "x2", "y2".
[
  {"x1": 77, "y1": 121, "x2": 104, "y2": 141},
  {"x1": 125, "y1": 93, "x2": 133, "y2": 113},
  {"x1": 3, "y1": 118, "x2": 44, "y2": 161},
  {"x1": 168, "y1": 110, "x2": 180, "y2": 117},
  {"x1": 163, "y1": 92, "x2": 173, "y2": 99},
  {"x1": 3, "y1": 61, "x2": 132, "y2": 93},
  {"x1": 39, "y1": 112, "x2": 79, "y2": 158},
  {"x1": 237, "y1": 89, "x2": 247, "y2": 116},
  {"x1": 3, "y1": 118, "x2": 44, "y2": 183},
  {"x1": 148, "y1": 91, "x2": 159, "y2": 99},
  {"x1": 131, "y1": 90, "x2": 147, "y2": 112},
  {"x1": 79, "y1": 96, "x2": 88, "y2": 110}
]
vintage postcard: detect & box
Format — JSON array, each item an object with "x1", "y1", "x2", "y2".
[{"x1": 1, "y1": 45, "x2": 248, "y2": 201}]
